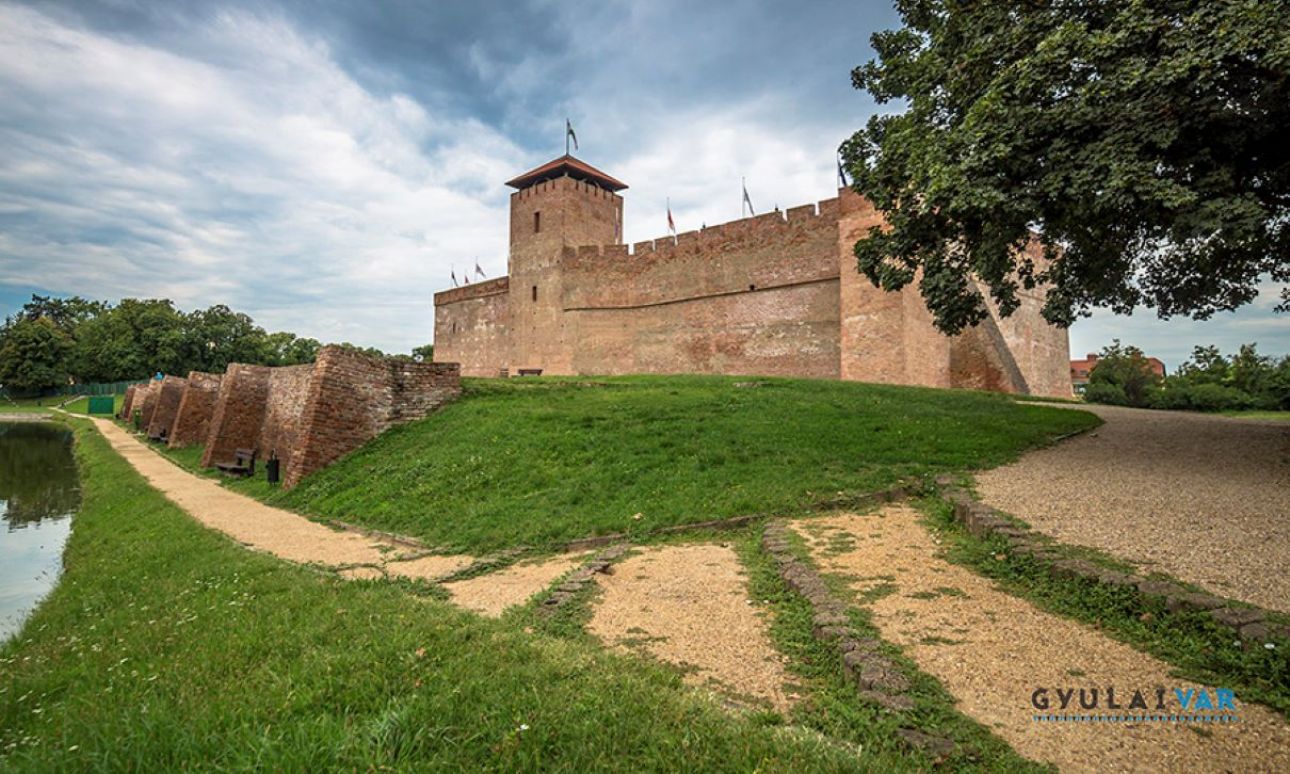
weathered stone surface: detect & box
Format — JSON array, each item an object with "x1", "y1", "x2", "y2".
[
  {"x1": 1210, "y1": 607, "x2": 1264, "y2": 628},
  {"x1": 1136, "y1": 579, "x2": 1186, "y2": 600},
  {"x1": 858, "y1": 661, "x2": 911, "y2": 693},
  {"x1": 1238, "y1": 622, "x2": 1272, "y2": 642},
  {"x1": 1164, "y1": 591, "x2": 1227, "y2": 613},
  {"x1": 896, "y1": 728, "x2": 955, "y2": 757},
  {"x1": 859, "y1": 690, "x2": 915, "y2": 712}
]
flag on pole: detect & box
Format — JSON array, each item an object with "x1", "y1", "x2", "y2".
[
  {"x1": 742, "y1": 178, "x2": 755, "y2": 217},
  {"x1": 474, "y1": 260, "x2": 486, "y2": 279},
  {"x1": 837, "y1": 158, "x2": 849, "y2": 188},
  {"x1": 667, "y1": 198, "x2": 676, "y2": 236},
  {"x1": 450, "y1": 268, "x2": 458, "y2": 288},
  {"x1": 566, "y1": 118, "x2": 578, "y2": 154}
]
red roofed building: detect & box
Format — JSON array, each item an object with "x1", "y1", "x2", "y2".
[{"x1": 1070, "y1": 353, "x2": 1166, "y2": 394}]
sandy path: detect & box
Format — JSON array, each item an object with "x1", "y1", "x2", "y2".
[
  {"x1": 446, "y1": 553, "x2": 586, "y2": 617},
  {"x1": 795, "y1": 506, "x2": 1290, "y2": 773},
  {"x1": 90, "y1": 418, "x2": 470, "y2": 570},
  {"x1": 587, "y1": 543, "x2": 793, "y2": 712},
  {"x1": 978, "y1": 405, "x2": 1289, "y2": 612}
]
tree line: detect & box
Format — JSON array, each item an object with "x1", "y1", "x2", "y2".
[
  {"x1": 0, "y1": 295, "x2": 432, "y2": 395},
  {"x1": 1083, "y1": 340, "x2": 1289, "y2": 413}
]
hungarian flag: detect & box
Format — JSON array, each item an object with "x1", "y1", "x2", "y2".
[
  {"x1": 566, "y1": 119, "x2": 578, "y2": 152},
  {"x1": 667, "y1": 200, "x2": 676, "y2": 235}
]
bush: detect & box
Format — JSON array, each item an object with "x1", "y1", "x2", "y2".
[
  {"x1": 1082, "y1": 382, "x2": 1130, "y2": 406},
  {"x1": 1181, "y1": 383, "x2": 1255, "y2": 412}
]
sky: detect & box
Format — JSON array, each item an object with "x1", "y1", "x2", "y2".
[{"x1": 0, "y1": 0, "x2": 1284, "y2": 367}]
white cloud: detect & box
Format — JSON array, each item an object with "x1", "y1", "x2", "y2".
[{"x1": 0, "y1": 4, "x2": 523, "y2": 351}]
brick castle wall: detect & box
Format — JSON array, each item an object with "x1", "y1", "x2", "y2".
[
  {"x1": 146, "y1": 375, "x2": 188, "y2": 439},
  {"x1": 168, "y1": 371, "x2": 223, "y2": 448},
  {"x1": 257, "y1": 363, "x2": 313, "y2": 470},
  {"x1": 201, "y1": 364, "x2": 272, "y2": 467},
  {"x1": 433, "y1": 278, "x2": 511, "y2": 377},
  {"x1": 285, "y1": 346, "x2": 461, "y2": 488}
]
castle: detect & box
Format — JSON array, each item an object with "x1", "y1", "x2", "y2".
[{"x1": 433, "y1": 155, "x2": 1070, "y2": 397}]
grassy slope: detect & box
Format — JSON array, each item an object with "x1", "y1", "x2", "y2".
[
  {"x1": 1, "y1": 419, "x2": 908, "y2": 771},
  {"x1": 256, "y1": 376, "x2": 1099, "y2": 553}
]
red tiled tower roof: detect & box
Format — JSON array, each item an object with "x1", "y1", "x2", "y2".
[{"x1": 505, "y1": 154, "x2": 628, "y2": 192}]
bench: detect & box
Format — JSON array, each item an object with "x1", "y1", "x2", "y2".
[
  {"x1": 215, "y1": 448, "x2": 257, "y2": 477},
  {"x1": 517, "y1": 368, "x2": 543, "y2": 376}
]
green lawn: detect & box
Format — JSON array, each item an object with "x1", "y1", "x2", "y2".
[
  {"x1": 1220, "y1": 409, "x2": 1290, "y2": 422},
  {"x1": 251, "y1": 376, "x2": 1099, "y2": 553},
  {"x1": 2, "y1": 419, "x2": 922, "y2": 771}
]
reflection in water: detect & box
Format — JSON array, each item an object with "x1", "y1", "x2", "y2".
[{"x1": 1, "y1": 422, "x2": 80, "y2": 641}]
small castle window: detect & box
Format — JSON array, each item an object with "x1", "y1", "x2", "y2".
[
  {"x1": 534, "y1": 211, "x2": 541, "y2": 233},
  {"x1": 749, "y1": 284, "x2": 756, "y2": 291},
  {"x1": 532, "y1": 284, "x2": 538, "y2": 302}
]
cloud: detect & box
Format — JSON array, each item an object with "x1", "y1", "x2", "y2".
[{"x1": 0, "y1": 3, "x2": 523, "y2": 350}]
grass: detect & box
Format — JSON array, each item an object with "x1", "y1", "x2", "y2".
[
  {"x1": 918, "y1": 498, "x2": 1290, "y2": 717},
  {"x1": 232, "y1": 376, "x2": 1098, "y2": 553},
  {"x1": 1219, "y1": 409, "x2": 1290, "y2": 422},
  {"x1": 1, "y1": 418, "x2": 917, "y2": 771}
]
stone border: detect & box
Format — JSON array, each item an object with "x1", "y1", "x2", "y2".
[
  {"x1": 937, "y1": 477, "x2": 1289, "y2": 645},
  {"x1": 538, "y1": 544, "x2": 630, "y2": 613},
  {"x1": 762, "y1": 520, "x2": 954, "y2": 758}
]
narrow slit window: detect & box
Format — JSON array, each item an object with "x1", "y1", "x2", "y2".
[
  {"x1": 532, "y1": 285, "x2": 538, "y2": 302},
  {"x1": 534, "y1": 211, "x2": 541, "y2": 233}
]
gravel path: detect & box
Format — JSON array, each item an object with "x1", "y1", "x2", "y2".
[
  {"x1": 446, "y1": 553, "x2": 586, "y2": 617},
  {"x1": 91, "y1": 418, "x2": 473, "y2": 572},
  {"x1": 587, "y1": 543, "x2": 793, "y2": 712},
  {"x1": 977, "y1": 405, "x2": 1290, "y2": 612},
  {"x1": 796, "y1": 506, "x2": 1290, "y2": 773}
]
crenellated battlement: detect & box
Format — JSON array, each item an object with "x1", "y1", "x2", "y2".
[
  {"x1": 434, "y1": 276, "x2": 510, "y2": 306},
  {"x1": 510, "y1": 174, "x2": 623, "y2": 202}
]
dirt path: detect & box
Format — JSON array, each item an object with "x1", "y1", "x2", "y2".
[
  {"x1": 446, "y1": 553, "x2": 586, "y2": 617},
  {"x1": 795, "y1": 506, "x2": 1290, "y2": 773},
  {"x1": 587, "y1": 543, "x2": 793, "y2": 712},
  {"x1": 90, "y1": 418, "x2": 472, "y2": 571},
  {"x1": 978, "y1": 405, "x2": 1290, "y2": 612}
]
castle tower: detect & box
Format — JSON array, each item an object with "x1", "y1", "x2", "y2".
[{"x1": 504, "y1": 155, "x2": 627, "y2": 374}]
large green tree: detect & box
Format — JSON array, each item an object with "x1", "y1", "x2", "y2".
[
  {"x1": 0, "y1": 317, "x2": 73, "y2": 394},
  {"x1": 842, "y1": 0, "x2": 1290, "y2": 334}
]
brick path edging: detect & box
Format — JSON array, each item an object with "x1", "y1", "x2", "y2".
[
  {"x1": 937, "y1": 477, "x2": 1289, "y2": 645},
  {"x1": 761, "y1": 517, "x2": 955, "y2": 759},
  {"x1": 538, "y1": 544, "x2": 631, "y2": 613}
]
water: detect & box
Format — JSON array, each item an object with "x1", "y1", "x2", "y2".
[{"x1": 0, "y1": 421, "x2": 79, "y2": 642}]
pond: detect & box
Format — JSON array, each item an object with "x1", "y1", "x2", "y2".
[{"x1": 0, "y1": 421, "x2": 79, "y2": 643}]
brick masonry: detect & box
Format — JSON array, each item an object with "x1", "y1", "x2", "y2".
[
  {"x1": 201, "y1": 363, "x2": 272, "y2": 467},
  {"x1": 135, "y1": 381, "x2": 162, "y2": 429},
  {"x1": 285, "y1": 346, "x2": 461, "y2": 488},
  {"x1": 433, "y1": 161, "x2": 1071, "y2": 396},
  {"x1": 145, "y1": 375, "x2": 188, "y2": 439},
  {"x1": 119, "y1": 384, "x2": 138, "y2": 419},
  {"x1": 257, "y1": 363, "x2": 313, "y2": 471},
  {"x1": 167, "y1": 371, "x2": 223, "y2": 448}
]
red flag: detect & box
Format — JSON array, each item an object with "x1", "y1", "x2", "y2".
[{"x1": 667, "y1": 199, "x2": 676, "y2": 235}]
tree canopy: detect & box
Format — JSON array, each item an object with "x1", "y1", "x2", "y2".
[
  {"x1": 841, "y1": 0, "x2": 1290, "y2": 334},
  {"x1": 0, "y1": 294, "x2": 430, "y2": 395}
]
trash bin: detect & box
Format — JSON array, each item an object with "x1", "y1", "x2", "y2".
[{"x1": 266, "y1": 456, "x2": 280, "y2": 485}]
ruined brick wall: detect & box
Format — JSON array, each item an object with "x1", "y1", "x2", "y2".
[
  {"x1": 120, "y1": 384, "x2": 138, "y2": 419},
  {"x1": 557, "y1": 199, "x2": 842, "y2": 378},
  {"x1": 285, "y1": 346, "x2": 460, "y2": 488},
  {"x1": 434, "y1": 277, "x2": 511, "y2": 377},
  {"x1": 257, "y1": 364, "x2": 313, "y2": 470},
  {"x1": 146, "y1": 375, "x2": 188, "y2": 439},
  {"x1": 136, "y1": 381, "x2": 162, "y2": 429},
  {"x1": 168, "y1": 371, "x2": 222, "y2": 448},
  {"x1": 200, "y1": 364, "x2": 271, "y2": 467}
]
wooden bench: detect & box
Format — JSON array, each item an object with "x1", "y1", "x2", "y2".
[
  {"x1": 517, "y1": 368, "x2": 543, "y2": 376},
  {"x1": 215, "y1": 448, "x2": 257, "y2": 478}
]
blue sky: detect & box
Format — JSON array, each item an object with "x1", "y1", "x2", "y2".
[{"x1": 0, "y1": 0, "x2": 1284, "y2": 366}]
